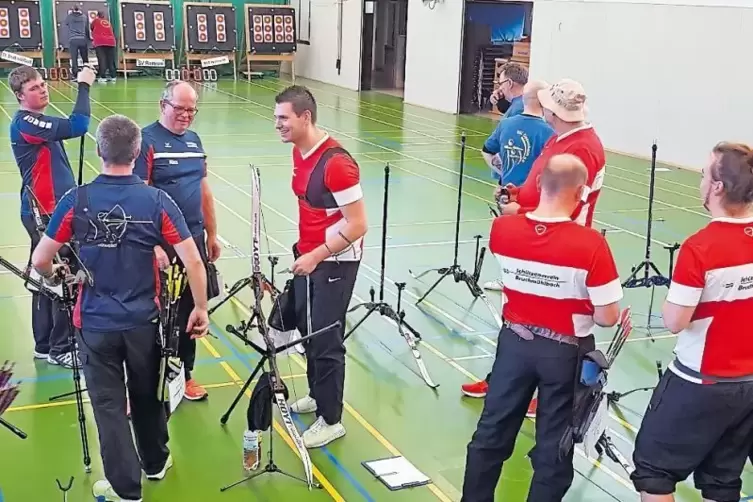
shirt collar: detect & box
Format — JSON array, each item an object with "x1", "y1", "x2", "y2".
[
  {"x1": 711, "y1": 216, "x2": 753, "y2": 224},
  {"x1": 556, "y1": 123, "x2": 593, "y2": 142},
  {"x1": 300, "y1": 132, "x2": 330, "y2": 160},
  {"x1": 525, "y1": 213, "x2": 571, "y2": 223},
  {"x1": 93, "y1": 174, "x2": 144, "y2": 185}
]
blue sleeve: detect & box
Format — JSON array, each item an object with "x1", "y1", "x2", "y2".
[
  {"x1": 15, "y1": 85, "x2": 90, "y2": 144},
  {"x1": 45, "y1": 188, "x2": 77, "y2": 242},
  {"x1": 484, "y1": 120, "x2": 504, "y2": 155},
  {"x1": 133, "y1": 137, "x2": 153, "y2": 183},
  {"x1": 157, "y1": 190, "x2": 192, "y2": 245}
]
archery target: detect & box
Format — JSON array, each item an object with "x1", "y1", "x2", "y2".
[
  {"x1": 185, "y1": 4, "x2": 236, "y2": 52},
  {"x1": 120, "y1": 1, "x2": 174, "y2": 52},
  {"x1": 54, "y1": 1, "x2": 107, "y2": 50},
  {"x1": 247, "y1": 5, "x2": 296, "y2": 55},
  {"x1": 0, "y1": 1, "x2": 42, "y2": 49}
]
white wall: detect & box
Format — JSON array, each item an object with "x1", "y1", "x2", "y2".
[
  {"x1": 403, "y1": 0, "x2": 465, "y2": 114},
  {"x1": 529, "y1": 0, "x2": 753, "y2": 169},
  {"x1": 293, "y1": 0, "x2": 363, "y2": 91}
]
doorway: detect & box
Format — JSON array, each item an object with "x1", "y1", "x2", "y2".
[{"x1": 360, "y1": 0, "x2": 409, "y2": 97}]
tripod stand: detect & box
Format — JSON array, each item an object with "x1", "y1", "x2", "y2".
[
  {"x1": 345, "y1": 164, "x2": 438, "y2": 389},
  {"x1": 220, "y1": 273, "x2": 338, "y2": 492},
  {"x1": 409, "y1": 133, "x2": 502, "y2": 329},
  {"x1": 622, "y1": 143, "x2": 680, "y2": 339},
  {"x1": 0, "y1": 255, "x2": 91, "y2": 471}
]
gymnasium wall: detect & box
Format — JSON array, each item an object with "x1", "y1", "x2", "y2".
[
  {"x1": 38, "y1": 0, "x2": 286, "y2": 67},
  {"x1": 529, "y1": 0, "x2": 753, "y2": 170},
  {"x1": 292, "y1": 0, "x2": 363, "y2": 91},
  {"x1": 403, "y1": 0, "x2": 465, "y2": 114}
]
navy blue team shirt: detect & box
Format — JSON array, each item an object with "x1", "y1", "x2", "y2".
[
  {"x1": 133, "y1": 121, "x2": 207, "y2": 237},
  {"x1": 45, "y1": 174, "x2": 191, "y2": 332},
  {"x1": 10, "y1": 83, "x2": 91, "y2": 217},
  {"x1": 485, "y1": 113, "x2": 555, "y2": 186}
]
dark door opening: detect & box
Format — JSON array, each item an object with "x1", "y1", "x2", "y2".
[{"x1": 360, "y1": 0, "x2": 408, "y2": 97}]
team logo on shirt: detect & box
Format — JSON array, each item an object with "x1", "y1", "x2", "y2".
[
  {"x1": 86, "y1": 205, "x2": 151, "y2": 248},
  {"x1": 534, "y1": 224, "x2": 546, "y2": 235},
  {"x1": 745, "y1": 227, "x2": 753, "y2": 237},
  {"x1": 186, "y1": 142, "x2": 198, "y2": 148},
  {"x1": 23, "y1": 114, "x2": 52, "y2": 129}
]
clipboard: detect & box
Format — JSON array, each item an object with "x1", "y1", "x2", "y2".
[{"x1": 362, "y1": 456, "x2": 431, "y2": 491}]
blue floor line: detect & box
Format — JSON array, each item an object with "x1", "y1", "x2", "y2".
[{"x1": 210, "y1": 321, "x2": 375, "y2": 502}]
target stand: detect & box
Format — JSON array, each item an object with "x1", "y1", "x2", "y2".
[
  {"x1": 0, "y1": 0, "x2": 44, "y2": 71},
  {"x1": 52, "y1": 1, "x2": 106, "y2": 72},
  {"x1": 118, "y1": 0, "x2": 175, "y2": 80},
  {"x1": 183, "y1": 2, "x2": 237, "y2": 81},
  {"x1": 243, "y1": 3, "x2": 296, "y2": 80}
]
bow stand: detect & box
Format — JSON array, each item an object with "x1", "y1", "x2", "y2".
[
  {"x1": 157, "y1": 262, "x2": 187, "y2": 419},
  {"x1": 409, "y1": 132, "x2": 502, "y2": 330},
  {"x1": 220, "y1": 165, "x2": 337, "y2": 493},
  {"x1": 345, "y1": 164, "x2": 438, "y2": 388}
]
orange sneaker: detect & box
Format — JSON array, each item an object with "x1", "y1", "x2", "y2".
[
  {"x1": 526, "y1": 398, "x2": 538, "y2": 418},
  {"x1": 461, "y1": 380, "x2": 489, "y2": 398},
  {"x1": 184, "y1": 379, "x2": 208, "y2": 401}
]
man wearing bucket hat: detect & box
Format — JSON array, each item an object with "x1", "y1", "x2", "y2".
[{"x1": 492, "y1": 79, "x2": 607, "y2": 417}]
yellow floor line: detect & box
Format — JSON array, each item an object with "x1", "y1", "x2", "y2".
[{"x1": 226, "y1": 296, "x2": 454, "y2": 502}]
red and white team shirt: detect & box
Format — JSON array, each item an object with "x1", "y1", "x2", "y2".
[
  {"x1": 666, "y1": 217, "x2": 753, "y2": 383},
  {"x1": 292, "y1": 133, "x2": 364, "y2": 261},
  {"x1": 514, "y1": 124, "x2": 606, "y2": 228},
  {"x1": 490, "y1": 213, "x2": 623, "y2": 337}
]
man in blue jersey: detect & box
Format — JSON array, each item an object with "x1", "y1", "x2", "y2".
[
  {"x1": 9, "y1": 65, "x2": 95, "y2": 369},
  {"x1": 31, "y1": 114, "x2": 209, "y2": 502},
  {"x1": 489, "y1": 63, "x2": 527, "y2": 118},
  {"x1": 134, "y1": 80, "x2": 220, "y2": 402},
  {"x1": 483, "y1": 80, "x2": 554, "y2": 187}
]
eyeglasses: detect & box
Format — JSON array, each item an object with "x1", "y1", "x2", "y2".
[{"x1": 163, "y1": 100, "x2": 199, "y2": 116}]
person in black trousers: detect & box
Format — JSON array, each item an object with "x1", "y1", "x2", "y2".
[{"x1": 64, "y1": 6, "x2": 90, "y2": 78}]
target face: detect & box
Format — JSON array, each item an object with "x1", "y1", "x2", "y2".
[
  {"x1": 247, "y1": 6, "x2": 296, "y2": 54},
  {"x1": 54, "y1": 1, "x2": 106, "y2": 49},
  {"x1": 0, "y1": 1, "x2": 42, "y2": 48},
  {"x1": 0, "y1": 8, "x2": 9, "y2": 39},
  {"x1": 184, "y1": 4, "x2": 236, "y2": 52},
  {"x1": 121, "y1": 1, "x2": 175, "y2": 51}
]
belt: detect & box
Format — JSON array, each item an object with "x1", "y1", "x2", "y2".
[
  {"x1": 504, "y1": 320, "x2": 578, "y2": 346},
  {"x1": 672, "y1": 359, "x2": 753, "y2": 383}
]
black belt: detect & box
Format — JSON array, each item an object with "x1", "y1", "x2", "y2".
[
  {"x1": 672, "y1": 359, "x2": 753, "y2": 383},
  {"x1": 504, "y1": 320, "x2": 579, "y2": 346}
]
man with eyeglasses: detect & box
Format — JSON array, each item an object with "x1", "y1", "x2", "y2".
[{"x1": 134, "y1": 80, "x2": 220, "y2": 403}]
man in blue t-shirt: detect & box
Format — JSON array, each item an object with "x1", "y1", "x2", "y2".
[
  {"x1": 483, "y1": 80, "x2": 555, "y2": 187},
  {"x1": 31, "y1": 115, "x2": 209, "y2": 502},
  {"x1": 490, "y1": 62, "x2": 528, "y2": 118}
]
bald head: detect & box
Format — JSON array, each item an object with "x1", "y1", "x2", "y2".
[
  {"x1": 159, "y1": 80, "x2": 198, "y2": 134},
  {"x1": 522, "y1": 80, "x2": 548, "y2": 114},
  {"x1": 539, "y1": 154, "x2": 588, "y2": 196}
]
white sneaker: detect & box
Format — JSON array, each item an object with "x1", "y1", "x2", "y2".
[
  {"x1": 483, "y1": 280, "x2": 503, "y2": 291},
  {"x1": 98, "y1": 78, "x2": 107, "y2": 83},
  {"x1": 302, "y1": 416, "x2": 346, "y2": 448},
  {"x1": 145, "y1": 454, "x2": 173, "y2": 480},
  {"x1": 290, "y1": 395, "x2": 317, "y2": 414},
  {"x1": 92, "y1": 480, "x2": 142, "y2": 501}
]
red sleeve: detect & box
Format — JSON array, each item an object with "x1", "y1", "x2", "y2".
[
  {"x1": 666, "y1": 241, "x2": 705, "y2": 307},
  {"x1": 488, "y1": 216, "x2": 505, "y2": 255},
  {"x1": 586, "y1": 236, "x2": 623, "y2": 306},
  {"x1": 324, "y1": 154, "x2": 362, "y2": 206}
]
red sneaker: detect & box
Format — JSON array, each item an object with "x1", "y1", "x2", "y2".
[
  {"x1": 461, "y1": 380, "x2": 489, "y2": 398},
  {"x1": 526, "y1": 398, "x2": 538, "y2": 418},
  {"x1": 184, "y1": 379, "x2": 208, "y2": 401}
]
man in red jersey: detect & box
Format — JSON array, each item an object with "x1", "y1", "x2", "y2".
[
  {"x1": 273, "y1": 85, "x2": 368, "y2": 448},
  {"x1": 461, "y1": 153, "x2": 622, "y2": 502},
  {"x1": 468, "y1": 78, "x2": 608, "y2": 415},
  {"x1": 498, "y1": 78, "x2": 605, "y2": 227},
  {"x1": 90, "y1": 11, "x2": 118, "y2": 82},
  {"x1": 631, "y1": 142, "x2": 753, "y2": 502}
]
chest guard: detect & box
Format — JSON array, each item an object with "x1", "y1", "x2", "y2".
[{"x1": 298, "y1": 147, "x2": 354, "y2": 209}]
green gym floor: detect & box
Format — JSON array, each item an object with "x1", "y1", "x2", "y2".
[{"x1": 0, "y1": 76, "x2": 747, "y2": 502}]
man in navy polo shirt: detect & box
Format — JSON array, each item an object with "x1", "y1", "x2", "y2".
[
  {"x1": 9, "y1": 65, "x2": 95, "y2": 369},
  {"x1": 134, "y1": 80, "x2": 220, "y2": 402},
  {"x1": 31, "y1": 114, "x2": 209, "y2": 502},
  {"x1": 489, "y1": 62, "x2": 527, "y2": 118}
]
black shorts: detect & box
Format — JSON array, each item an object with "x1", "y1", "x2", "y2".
[{"x1": 630, "y1": 370, "x2": 753, "y2": 502}]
